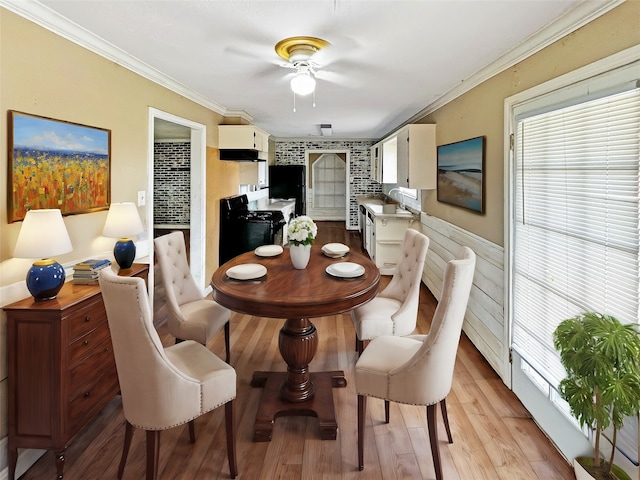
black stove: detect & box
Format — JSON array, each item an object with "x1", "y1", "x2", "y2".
[{"x1": 219, "y1": 194, "x2": 286, "y2": 264}]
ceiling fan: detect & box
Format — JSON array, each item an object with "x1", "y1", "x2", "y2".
[{"x1": 274, "y1": 36, "x2": 331, "y2": 99}]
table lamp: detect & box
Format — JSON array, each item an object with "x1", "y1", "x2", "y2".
[
  {"x1": 102, "y1": 202, "x2": 144, "y2": 270},
  {"x1": 13, "y1": 209, "x2": 73, "y2": 301}
]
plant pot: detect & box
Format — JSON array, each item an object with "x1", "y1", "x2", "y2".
[
  {"x1": 574, "y1": 459, "x2": 593, "y2": 480},
  {"x1": 289, "y1": 244, "x2": 311, "y2": 269},
  {"x1": 573, "y1": 456, "x2": 632, "y2": 480}
]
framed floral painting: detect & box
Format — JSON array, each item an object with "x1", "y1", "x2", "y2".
[{"x1": 8, "y1": 111, "x2": 111, "y2": 222}]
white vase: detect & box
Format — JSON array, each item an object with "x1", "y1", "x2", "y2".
[{"x1": 290, "y1": 244, "x2": 311, "y2": 269}]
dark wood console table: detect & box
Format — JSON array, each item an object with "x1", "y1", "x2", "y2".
[
  {"x1": 4, "y1": 263, "x2": 148, "y2": 480},
  {"x1": 211, "y1": 246, "x2": 379, "y2": 441}
]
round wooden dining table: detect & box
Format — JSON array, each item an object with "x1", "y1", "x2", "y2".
[{"x1": 211, "y1": 244, "x2": 380, "y2": 442}]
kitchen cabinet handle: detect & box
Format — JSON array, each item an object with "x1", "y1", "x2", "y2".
[
  {"x1": 84, "y1": 316, "x2": 91, "y2": 322},
  {"x1": 83, "y1": 340, "x2": 89, "y2": 346}
]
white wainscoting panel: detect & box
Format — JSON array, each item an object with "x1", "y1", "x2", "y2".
[{"x1": 420, "y1": 214, "x2": 507, "y2": 383}]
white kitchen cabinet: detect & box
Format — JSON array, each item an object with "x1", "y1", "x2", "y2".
[
  {"x1": 370, "y1": 142, "x2": 383, "y2": 182},
  {"x1": 360, "y1": 201, "x2": 416, "y2": 275},
  {"x1": 396, "y1": 124, "x2": 436, "y2": 189},
  {"x1": 374, "y1": 216, "x2": 414, "y2": 274},
  {"x1": 381, "y1": 136, "x2": 398, "y2": 184},
  {"x1": 219, "y1": 125, "x2": 270, "y2": 151},
  {"x1": 365, "y1": 210, "x2": 375, "y2": 260}
]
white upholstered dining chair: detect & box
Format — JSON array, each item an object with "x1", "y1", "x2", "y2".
[
  {"x1": 355, "y1": 246, "x2": 476, "y2": 480},
  {"x1": 154, "y1": 231, "x2": 231, "y2": 363},
  {"x1": 351, "y1": 228, "x2": 429, "y2": 355},
  {"x1": 99, "y1": 268, "x2": 238, "y2": 480}
]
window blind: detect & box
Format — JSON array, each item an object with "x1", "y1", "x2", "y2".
[{"x1": 512, "y1": 87, "x2": 640, "y2": 392}]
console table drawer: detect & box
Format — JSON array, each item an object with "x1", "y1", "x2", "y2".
[
  {"x1": 67, "y1": 366, "x2": 119, "y2": 435},
  {"x1": 68, "y1": 337, "x2": 116, "y2": 396},
  {"x1": 68, "y1": 319, "x2": 112, "y2": 367},
  {"x1": 67, "y1": 298, "x2": 107, "y2": 343}
]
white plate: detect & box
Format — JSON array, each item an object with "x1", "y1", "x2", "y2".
[
  {"x1": 323, "y1": 251, "x2": 348, "y2": 258},
  {"x1": 322, "y1": 243, "x2": 350, "y2": 256},
  {"x1": 255, "y1": 244, "x2": 283, "y2": 257},
  {"x1": 326, "y1": 262, "x2": 365, "y2": 278},
  {"x1": 226, "y1": 263, "x2": 267, "y2": 280}
]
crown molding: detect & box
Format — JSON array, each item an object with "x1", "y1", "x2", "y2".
[
  {"x1": 403, "y1": 0, "x2": 626, "y2": 126},
  {"x1": 0, "y1": 0, "x2": 228, "y2": 115},
  {"x1": 274, "y1": 137, "x2": 376, "y2": 143},
  {"x1": 223, "y1": 110, "x2": 255, "y2": 122}
]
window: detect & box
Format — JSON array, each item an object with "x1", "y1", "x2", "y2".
[
  {"x1": 398, "y1": 187, "x2": 417, "y2": 200},
  {"x1": 510, "y1": 74, "x2": 640, "y2": 460}
]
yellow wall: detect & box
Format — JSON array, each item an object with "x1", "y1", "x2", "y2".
[
  {"x1": 419, "y1": 0, "x2": 640, "y2": 246},
  {"x1": 0, "y1": 8, "x2": 243, "y2": 287}
]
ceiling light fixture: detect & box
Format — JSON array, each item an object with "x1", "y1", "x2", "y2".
[
  {"x1": 290, "y1": 67, "x2": 316, "y2": 96},
  {"x1": 275, "y1": 36, "x2": 330, "y2": 111}
]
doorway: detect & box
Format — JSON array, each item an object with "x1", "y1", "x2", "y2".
[
  {"x1": 148, "y1": 108, "x2": 207, "y2": 295},
  {"x1": 305, "y1": 150, "x2": 349, "y2": 223}
]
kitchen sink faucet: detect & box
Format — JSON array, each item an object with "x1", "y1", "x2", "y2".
[{"x1": 386, "y1": 188, "x2": 406, "y2": 210}]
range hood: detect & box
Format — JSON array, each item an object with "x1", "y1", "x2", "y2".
[{"x1": 219, "y1": 149, "x2": 268, "y2": 162}]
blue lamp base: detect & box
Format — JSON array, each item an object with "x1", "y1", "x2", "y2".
[
  {"x1": 114, "y1": 238, "x2": 136, "y2": 269},
  {"x1": 26, "y1": 259, "x2": 66, "y2": 301}
]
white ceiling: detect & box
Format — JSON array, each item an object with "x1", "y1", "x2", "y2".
[{"x1": 12, "y1": 1, "x2": 619, "y2": 140}]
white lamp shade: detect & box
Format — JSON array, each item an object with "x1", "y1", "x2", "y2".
[
  {"x1": 290, "y1": 72, "x2": 316, "y2": 96},
  {"x1": 103, "y1": 202, "x2": 144, "y2": 238},
  {"x1": 14, "y1": 209, "x2": 73, "y2": 259}
]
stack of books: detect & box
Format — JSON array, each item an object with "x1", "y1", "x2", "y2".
[{"x1": 73, "y1": 259, "x2": 112, "y2": 285}]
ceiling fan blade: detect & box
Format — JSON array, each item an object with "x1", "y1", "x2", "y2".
[
  {"x1": 314, "y1": 70, "x2": 360, "y2": 89},
  {"x1": 308, "y1": 42, "x2": 336, "y2": 68}
]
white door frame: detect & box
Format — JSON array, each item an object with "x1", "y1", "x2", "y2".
[
  {"x1": 304, "y1": 149, "x2": 350, "y2": 226},
  {"x1": 148, "y1": 108, "x2": 207, "y2": 292}
]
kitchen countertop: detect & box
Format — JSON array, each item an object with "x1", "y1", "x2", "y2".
[{"x1": 358, "y1": 197, "x2": 418, "y2": 219}]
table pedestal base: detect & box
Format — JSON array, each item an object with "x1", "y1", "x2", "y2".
[{"x1": 250, "y1": 370, "x2": 347, "y2": 442}]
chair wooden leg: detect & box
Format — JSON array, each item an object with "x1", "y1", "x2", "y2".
[
  {"x1": 440, "y1": 398, "x2": 453, "y2": 444},
  {"x1": 384, "y1": 400, "x2": 390, "y2": 424},
  {"x1": 427, "y1": 404, "x2": 443, "y2": 480},
  {"x1": 224, "y1": 321, "x2": 231, "y2": 364},
  {"x1": 118, "y1": 421, "x2": 134, "y2": 479},
  {"x1": 225, "y1": 401, "x2": 238, "y2": 479},
  {"x1": 358, "y1": 395, "x2": 366, "y2": 471},
  {"x1": 188, "y1": 419, "x2": 196, "y2": 443},
  {"x1": 146, "y1": 430, "x2": 160, "y2": 480}
]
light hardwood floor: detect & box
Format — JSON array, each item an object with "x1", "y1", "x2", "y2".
[{"x1": 20, "y1": 222, "x2": 573, "y2": 479}]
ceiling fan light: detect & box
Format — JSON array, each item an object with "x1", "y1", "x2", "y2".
[{"x1": 290, "y1": 72, "x2": 316, "y2": 96}]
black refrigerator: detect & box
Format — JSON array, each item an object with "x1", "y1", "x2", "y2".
[{"x1": 269, "y1": 165, "x2": 306, "y2": 216}]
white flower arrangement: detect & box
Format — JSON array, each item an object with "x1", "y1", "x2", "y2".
[{"x1": 287, "y1": 215, "x2": 318, "y2": 246}]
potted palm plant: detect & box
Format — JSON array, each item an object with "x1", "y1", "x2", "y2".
[{"x1": 553, "y1": 312, "x2": 640, "y2": 480}]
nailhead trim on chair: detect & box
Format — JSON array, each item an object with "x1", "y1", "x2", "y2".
[
  {"x1": 128, "y1": 394, "x2": 237, "y2": 431},
  {"x1": 355, "y1": 391, "x2": 446, "y2": 408}
]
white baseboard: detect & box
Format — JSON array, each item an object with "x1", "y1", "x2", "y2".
[{"x1": 0, "y1": 435, "x2": 45, "y2": 480}]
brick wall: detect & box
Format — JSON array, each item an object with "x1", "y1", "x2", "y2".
[
  {"x1": 275, "y1": 139, "x2": 382, "y2": 227},
  {"x1": 153, "y1": 142, "x2": 190, "y2": 225}
]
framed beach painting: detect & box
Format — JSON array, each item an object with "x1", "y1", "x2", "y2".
[
  {"x1": 437, "y1": 136, "x2": 485, "y2": 213},
  {"x1": 8, "y1": 111, "x2": 111, "y2": 222}
]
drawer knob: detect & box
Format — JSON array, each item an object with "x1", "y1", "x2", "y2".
[
  {"x1": 84, "y1": 392, "x2": 90, "y2": 398},
  {"x1": 84, "y1": 316, "x2": 91, "y2": 322},
  {"x1": 83, "y1": 340, "x2": 89, "y2": 346}
]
